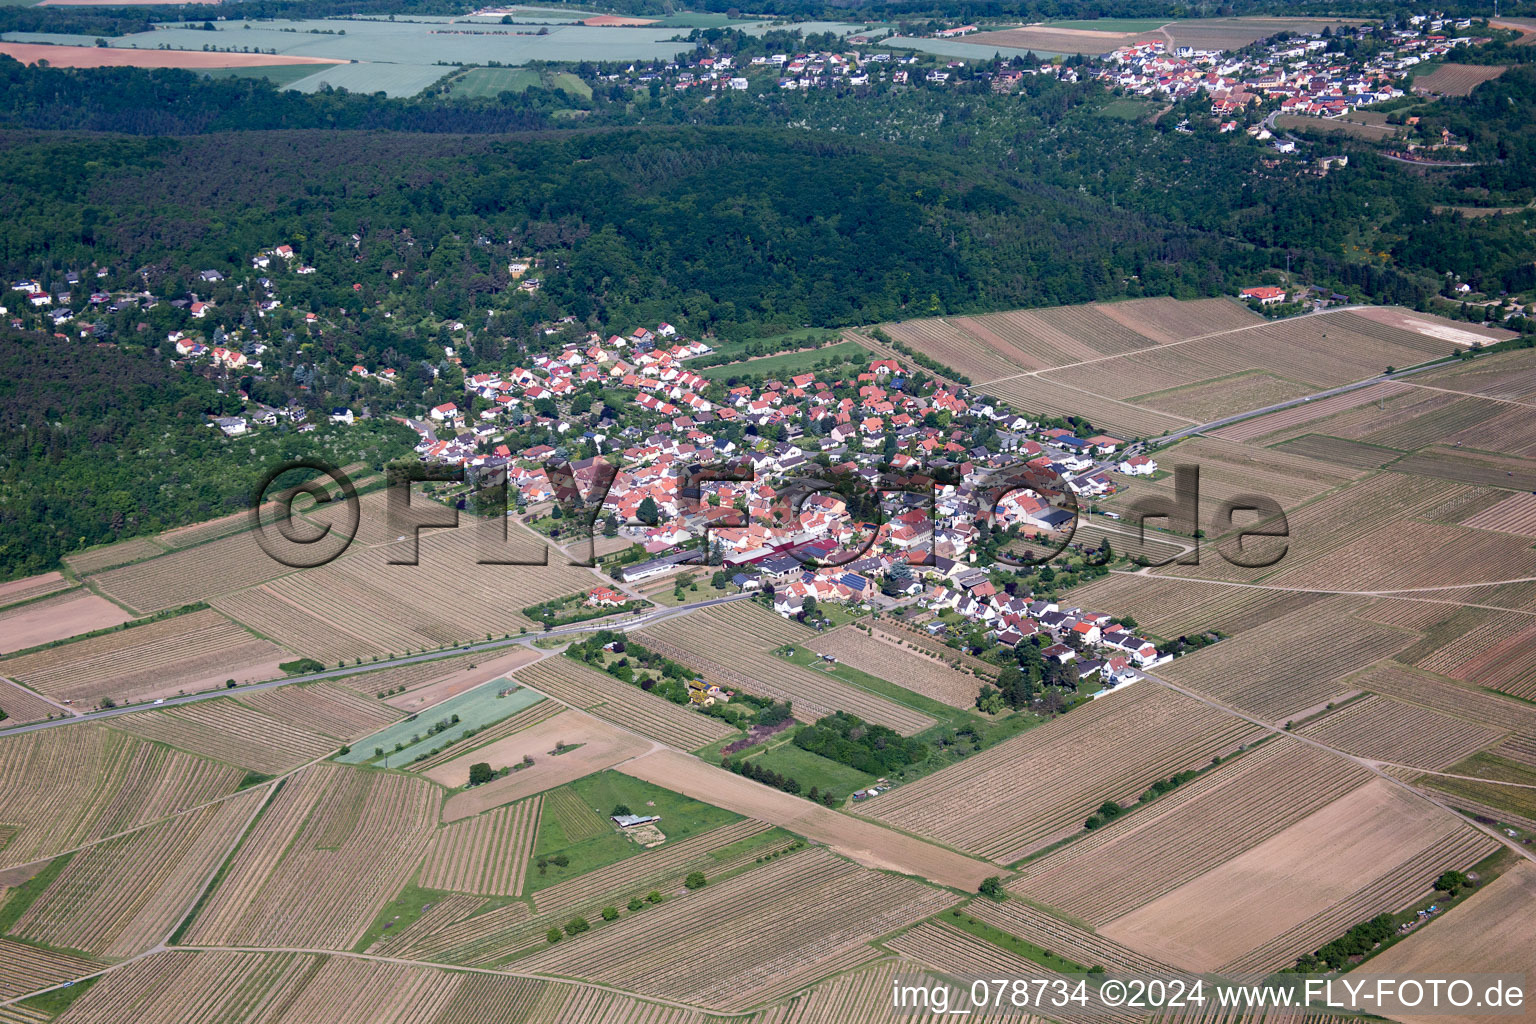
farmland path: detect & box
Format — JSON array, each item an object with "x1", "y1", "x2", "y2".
[
  {"x1": 1109, "y1": 567, "x2": 1536, "y2": 607},
  {"x1": 1144, "y1": 673, "x2": 1536, "y2": 867}
]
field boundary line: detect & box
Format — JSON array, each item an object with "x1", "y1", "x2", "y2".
[{"x1": 1119, "y1": 568, "x2": 1536, "y2": 605}]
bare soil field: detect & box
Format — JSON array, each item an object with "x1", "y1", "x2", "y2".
[
  {"x1": 1266, "y1": 518, "x2": 1536, "y2": 593},
  {"x1": 857, "y1": 684, "x2": 1263, "y2": 864},
  {"x1": 514, "y1": 846, "x2": 951, "y2": 1012},
  {"x1": 0, "y1": 43, "x2": 345, "y2": 69},
  {"x1": 10, "y1": 788, "x2": 263, "y2": 958},
  {"x1": 1298, "y1": 694, "x2": 1506, "y2": 769},
  {"x1": 1058, "y1": 574, "x2": 1324, "y2": 641},
  {"x1": 1011, "y1": 740, "x2": 1372, "y2": 924},
  {"x1": 439, "y1": 710, "x2": 652, "y2": 820},
  {"x1": 1211, "y1": 380, "x2": 1411, "y2": 442},
  {"x1": 184, "y1": 763, "x2": 439, "y2": 949},
  {"x1": 0, "y1": 604, "x2": 290, "y2": 709},
  {"x1": 0, "y1": 590, "x2": 135, "y2": 654},
  {"x1": 0, "y1": 571, "x2": 73, "y2": 609},
  {"x1": 1413, "y1": 62, "x2": 1508, "y2": 96},
  {"x1": 808, "y1": 625, "x2": 980, "y2": 708},
  {"x1": 0, "y1": 725, "x2": 244, "y2": 869},
  {"x1": 967, "y1": 897, "x2": 1181, "y2": 975},
  {"x1": 1099, "y1": 779, "x2": 1473, "y2": 971},
  {"x1": 514, "y1": 656, "x2": 735, "y2": 751},
  {"x1": 618, "y1": 748, "x2": 997, "y2": 890},
  {"x1": 1272, "y1": 433, "x2": 1400, "y2": 470},
  {"x1": 386, "y1": 646, "x2": 542, "y2": 712},
  {"x1": 112, "y1": 696, "x2": 344, "y2": 774},
  {"x1": 1365, "y1": 860, "x2": 1536, "y2": 1024},
  {"x1": 1104, "y1": 434, "x2": 1360, "y2": 517}
]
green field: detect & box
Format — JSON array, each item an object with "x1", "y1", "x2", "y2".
[
  {"x1": 749, "y1": 741, "x2": 878, "y2": 796},
  {"x1": 340, "y1": 679, "x2": 544, "y2": 765},
  {"x1": 449, "y1": 67, "x2": 543, "y2": 97},
  {"x1": 1096, "y1": 97, "x2": 1157, "y2": 120},
  {"x1": 199, "y1": 64, "x2": 331, "y2": 88},
  {"x1": 527, "y1": 771, "x2": 740, "y2": 893},
  {"x1": 701, "y1": 339, "x2": 872, "y2": 381}
]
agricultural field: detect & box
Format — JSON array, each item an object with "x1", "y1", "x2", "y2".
[
  {"x1": 1297, "y1": 694, "x2": 1506, "y2": 769},
  {"x1": 60, "y1": 536, "x2": 165, "y2": 576},
  {"x1": 1412, "y1": 62, "x2": 1508, "y2": 96},
  {"x1": 514, "y1": 846, "x2": 953, "y2": 1012},
  {"x1": 1157, "y1": 600, "x2": 1412, "y2": 721},
  {"x1": 338, "y1": 676, "x2": 542, "y2": 766},
  {"x1": 857, "y1": 684, "x2": 1262, "y2": 863},
  {"x1": 700, "y1": 340, "x2": 871, "y2": 381},
  {"x1": 1059, "y1": 573, "x2": 1324, "y2": 640},
  {"x1": 407, "y1": 698, "x2": 562, "y2": 773},
  {"x1": 444, "y1": 66, "x2": 541, "y2": 97},
  {"x1": 7, "y1": 789, "x2": 263, "y2": 958},
  {"x1": 437, "y1": 711, "x2": 653, "y2": 819},
  {"x1": 1098, "y1": 778, "x2": 1491, "y2": 971},
  {"x1": 1276, "y1": 112, "x2": 1404, "y2": 141},
  {"x1": 618, "y1": 748, "x2": 997, "y2": 890},
  {"x1": 0, "y1": 608, "x2": 287, "y2": 707},
  {"x1": 1365, "y1": 860, "x2": 1536, "y2": 1024},
  {"x1": 963, "y1": 16, "x2": 1357, "y2": 57},
  {"x1": 0, "y1": 726, "x2": 244, "y2": 869},
  {"x1": 0, "y1": 939, "x2": 102, "y2": 1001},
  {"x1": 183, "y1": 763, "x2": 439, "y2": 949},
  {"x1": 416, "y1": 796, "x2": 541, "y2": 897},
  {"x1": 1103, "y1": 433, "x2": 1360, "y2": 516},
  {"x1": 1011, "y1": 740, "x2": 1373, "y2": 924},
  {"x1": 808, "y1": 625, "x2": 980, "y2": 708},
  {"x1": 0, "y1": 571, "x2": 75, "y2": 609},
  {"x1": 511, "y1": 656, "x2": 735, "y2": 752},
  {"x1": 635, "y1": 603, "x2": 935, "y2": 733},
  {"x1": 0, "y1": 590, "x2": 135, "y2": 654},
  {"x1": 0, "y1": 678, "x2": 62, "y2": 725},
  {"x1": 111, "y1": 695, "x2": 347, "y2": 774}
]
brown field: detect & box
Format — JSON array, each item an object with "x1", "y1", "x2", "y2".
[
  {"x1": 407, "y1": 698, "x2": 561, "y2": 773},
  {"x1": 0, "y1": 938, "x2": 102, "y2": 1000},
  {"x1": 0, "y1": 571, "x2": 74, "y2": 609},
  {"x1": 1100, "y1": 779, "x2": 1478, "y2": 971},
  {"x1": 1366, "y1": 860, "x2": 1536, "y2": 1024},
  {"x1": 386, "y1": 646, "x2": 542, "y2": 712},
  {"x1": 986, "y1": 373, "x2": 1194, "y2": 438},
  {"x1": 1266, "y1": 518, "x2": 1536, "y2": 593},
  {"x1": 1011, "y1": 740, "x2": 1372, "y2": 924},
  {"x1": 184, "y1": 763, "x2": 439, "y2": 949},
  {"x1": 235, "y1": 681, "x2": 404, "y2": 741},
  {"x1": 808, "y1": 626, "x2": 980, "y2": 708},
  {"x1": 326, "y1": 649, "x2": 481, "y2": 698},
  {"x1": 1220, "y1": 824, "x2": 1501, "y2": 974},
  {"x1": 1350, "y1": 660, "x2": 1536, "y2": 740},
  {"x1": 10, "y1": 788, "x2": 263, "y2": 958},
  {"x1": 208, "y1": 586, "x2": 378, "y2": 665},
  {"x1": 0, "y1": 608, "x2": 287, "y2": 707},
  {"x1": 61, "y1": 537, "x2": 165, "y2": 576},
  {"x1": 1413, "y1": 62, "x2": 1508, "y2": 96},
  {"x1": 1298, "y1": 694, "x2": 1506, "y2": 769},
  {"x1": 1134, "y1": 370, "x2": 1316, "y2": 422},
  {"x1": 1271, "y1": 433, "x2": 1401, "y2": 469},
  {"x1": 1211, "y1": 380, "x2": 1411, "y2": 442},
  {"x1": 856, "y1": 684, "x2": 1261, "y2": 863},
  {"x1": 966, "y1": 897, "x2": 1181, "y2": 975},
  {"x1": 0, "y1": 677, "x2": 63, "y2": 725},
  {"x1": 0, "y1": 43, "x2": 345, "y2": 69},
  {"x1": 753, "y1": 957, "x2": 1054, "y2": 1024},
  {"x1": 514, "y1": 846, "x2": 951, "y2": 1012},
  {"x1": 1411, "y1": 344, "x2": 1536, "y2": 399},
  {"x1": 0, "y1": 725, "x2": 244, "y2": 869},
  {"x1": 1158, "y1": 601, "x2": 1412, "y2": 721},
  {"x1": 513, "y1": 656, "x2": 735, "y2": 752},
  {"x1": 0, "y1": 590, "x2": 135, "y2": 654},
  {"x1": 1059, "y1": 574, "x2": 1325, "y2": 640},
  {"x1": 111, "y1": 696, "x2": 344, "y2": 774},
  {"x1": 619, "y1": 748, "x2": 997, "y2": 890},
  {"x1": 416, "y1": 796, "x2": 541, "y2": 897},
  {"x1": 439, "y1": 710, "x2": 652, "y2": 820},
  {"x1": 635, "y1": 603, "x2": 935, "y2": 733},
  {"x1": 1105, "y1": 434, "x2": 1360, "y2": 516},
  {"x1": 1391, "y1": 445, "x2": 1536, "y2": 491},
  {"x1": 88, "y1": 529, "x2": 294, "y2": 614},
  {"x1": 582, "y1": 13, "x2": 656, "y2": 24}
]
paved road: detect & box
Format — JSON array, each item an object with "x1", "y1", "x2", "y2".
[{"x1": 0, "y1": 592, "x2": 753, "y2": 739}]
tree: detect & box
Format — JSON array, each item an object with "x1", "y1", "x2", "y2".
[
  {"x1": 646, "y1": 890, "x2": 663, "y2": 903},
  {"x1": 563, "y1": 917, "x2": 590, "y2": 936},
  {"x1": 601, "y1": 906, "x2": 619, "y2": 921},
  {"x1": 979, "y1": 876, "x2": 1006, "y2": 901},
  {"x1": 612, "y1": 803, "x2": 632, "y2": 816},
  {"x1": 468, "y1": 762, "x2": 495, "y2": 786},
  {"x1": 546, "y1": 928, "x2": 562, "y2": 943},
  {"x1": 637, "y1": 496, "x2": 659, "y2": 525},
  {"x1": 975, "y1": 684, "x2": 1006, "y2": 715},
  {"x1": 684, "y1": 871, "x2": 707, "y2": 889},
  {"x1": 627, "y1": 896, "x2": 644, "y2": 911},
  {"x1": 1434, "y1": 870, "x2": 1469, "y2": 897}
]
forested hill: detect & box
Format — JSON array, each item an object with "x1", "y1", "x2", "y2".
[{"x1": 0, "y1": 127, "x2": 1260, "y2": 331}]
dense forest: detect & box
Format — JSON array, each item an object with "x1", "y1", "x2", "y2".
[{"x1": 0, "y1": 333, "x2": 415, "y2": 576}]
